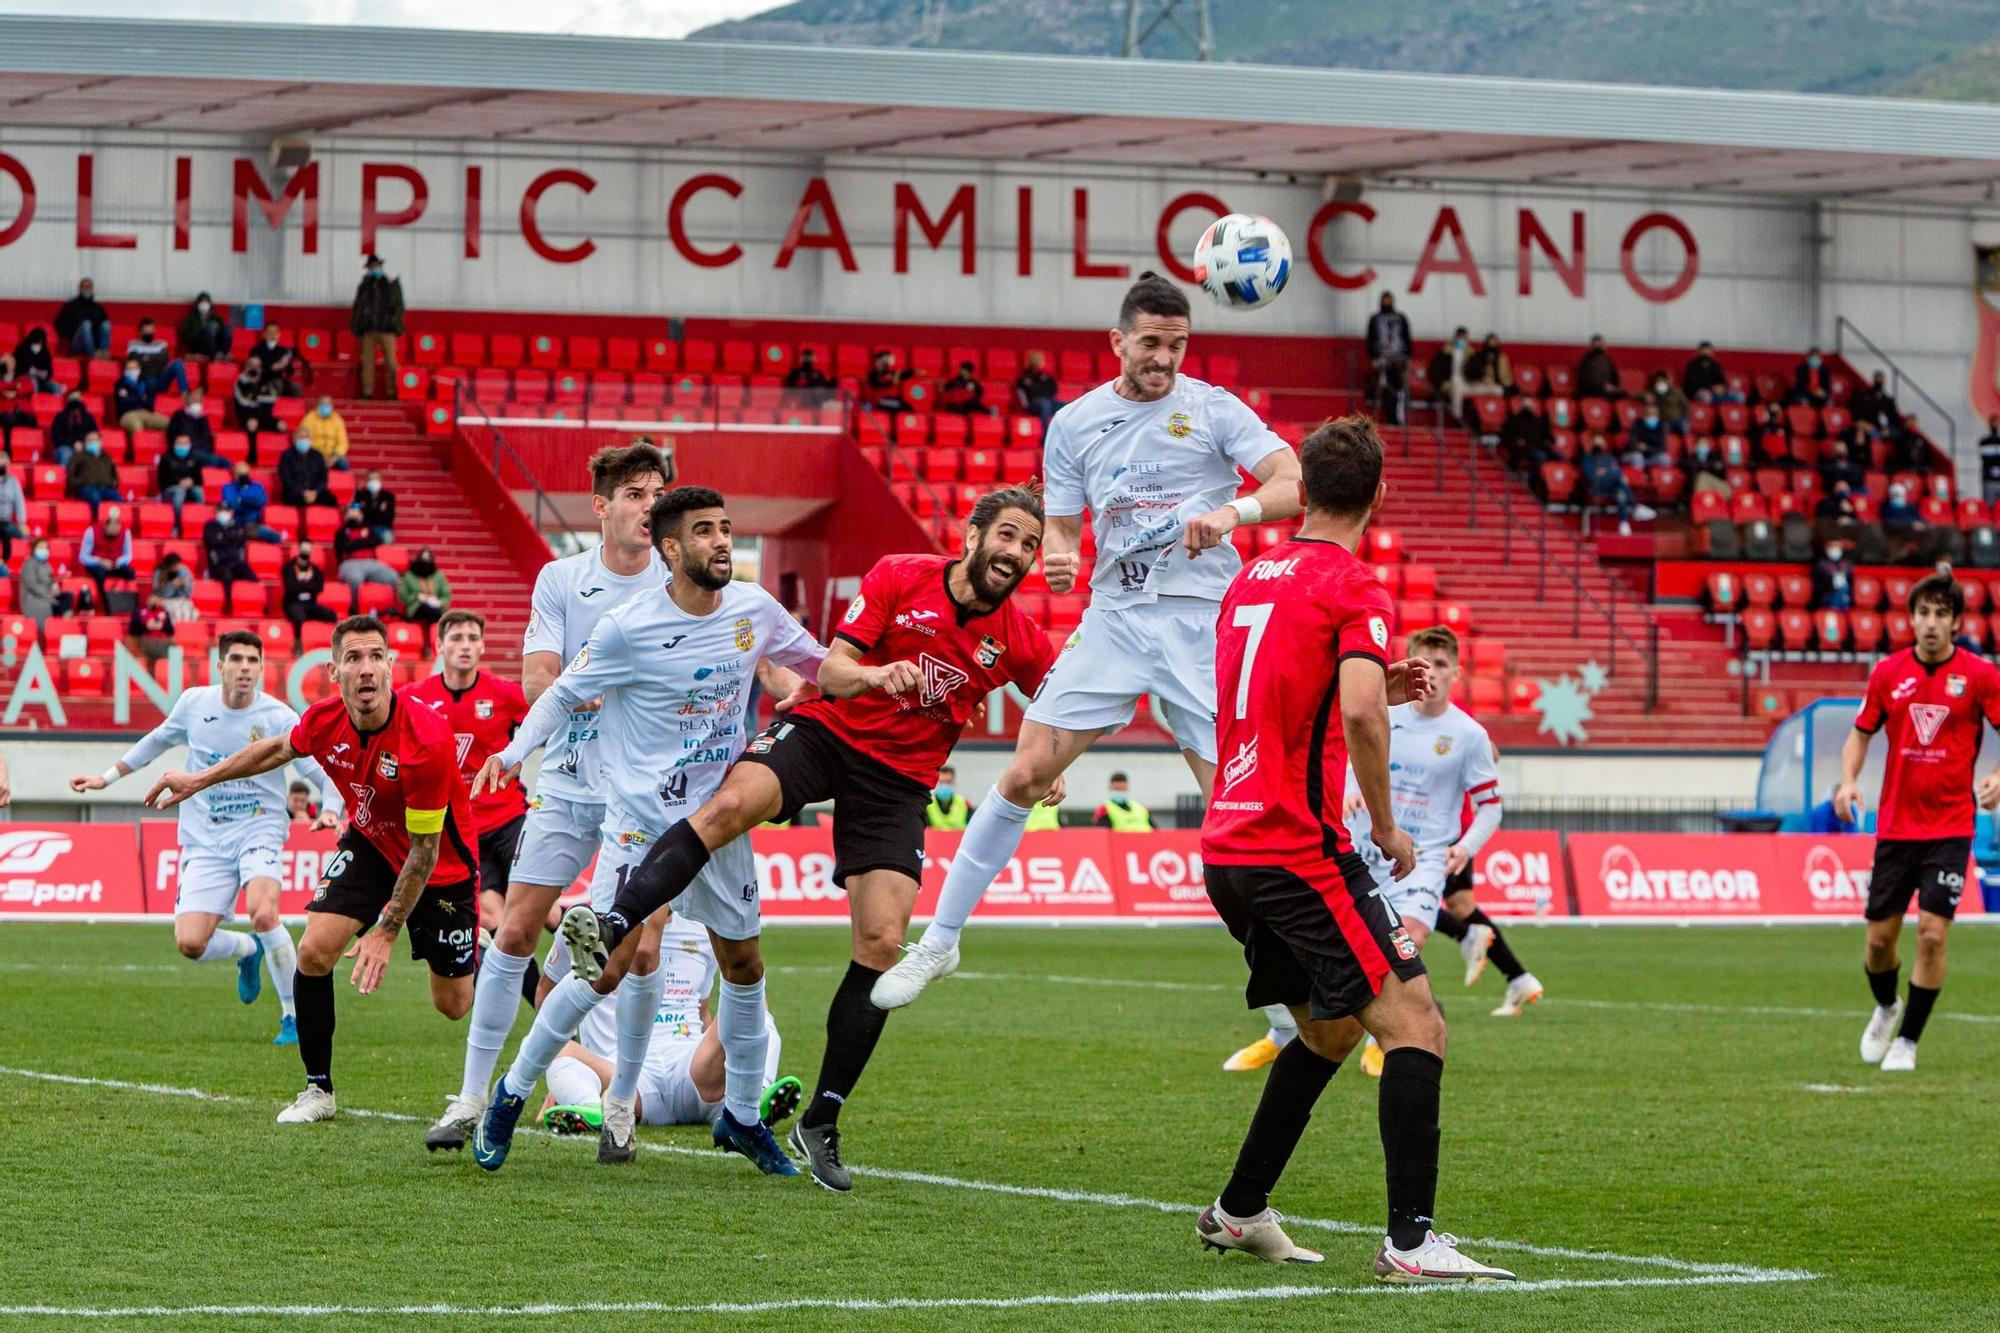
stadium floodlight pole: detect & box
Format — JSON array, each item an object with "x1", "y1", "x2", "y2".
[{"x1": 1123, "y1": 0, "x2": 1214, "y2": 60}]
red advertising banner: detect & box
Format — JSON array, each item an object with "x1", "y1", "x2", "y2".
[
  {"x1": 1467, "y1": 831, "x2": 1569, "y2": 918},
  {"x1": 0, "y1": 823, "x2": 143, "y2": 915},
  {"x1": 1770, "y1": 834, "x2": 1981, "y2": 918},
  {"x1": 139, "y1": 820, "x2": 343, "y2": 917},
  {"x1": 1569, "y1": 833, "x2": 1982, "y2": 919}
]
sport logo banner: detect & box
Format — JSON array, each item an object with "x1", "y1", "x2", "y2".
[{"x1": 0, "y1": 824, "x2": 142, "y2": 914}]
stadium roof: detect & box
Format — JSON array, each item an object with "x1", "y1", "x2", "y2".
[{"x1": 3, "y1": 16, "x2": 1999, "y2": 206}]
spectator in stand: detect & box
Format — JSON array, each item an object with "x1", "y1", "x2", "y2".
[
  {"x1": 1791, "y1": 346, "x2": 1832, "y2": 407},
  {"x1": 130, "y1": 592, "x2": 176, "y2": 664},
  {"x1": 1427, "y1": 327, "x2": 1471, "y2": 420},
  {"x1": 1814, "y1": 481, "x2": 1860, "y2": 541},
  {"x1": 1576, "y1": 334, "x2": 1623, "y2": 400},
  {"x1": 55, "y1": 278, "x2": 111, "y2": 358},
  {"x1": 1365, "y1": 291, "x2": 1412, "y2": 425},
  {"x1": 176, "y1": 292, "x2": 230, "y2": 362},
  {"x1": 938, "y1": 361, "x2": 992, "y2": 415},
  {"x1": 79, "y1": 506, "x2": 135, "y2": 608},
  {"x1": 248, "y1": 324, "x2": 299, "y2": 397},
  {"x1": 1647, "y1": 371, "x2": 1689, "y2": 436},
  {"x1": 12, "y1": 327, "x2": 60, "y2": 396},
  {"x1": 861, "y1": 349, "x2": 914, "y2": 414},
  {"x1": 335, "y1": 503, "x2": 397, "y2": 612},
  {"x1": 66, "y1": 431, "x2": 120, "y2": 515},
  {"x1": 1750, "y1": 402, "x2": 1792, "y2": 468},
  {"x1": 157, "y1": 435, "x2": 206, "y2": 533},
  {"x1": 1812, "y1": 542, "x2": 1855, "y2": 611},
  {"x1": 304, "y1": 395, "x2": 350, "y2": 470},
  {"x1": 1499, "y1": 399, "x2": 1552, "y2": 475},
  {"x1": 125, "y1": 318, "x2": 190, "y2": 397},
  {"x1": 113, "y1": 356, "x2": 171, "y2": 436},
  {"x1": 222, "y1": 462, "x2": 281, "y2": 543},
  {"x1": 1980, "y1": 414, "x2": 2000, "y2": 505},
  {"x1": 1580, "y1": 434, "x2": 1654, "y2": 536},
  {"x1": 358, "y1": 469, "x2": 395, "y2": 542},
  {"x1": 0, "y1": 454, "x2": 26, "y2": 562},
  {"x1": 1850, "y1": 370, "x2": 1900, "y2": 437},
  {"x1": 151, "y1": 549, "x2": 196, "y2": 622},
  {"x1": 1012, "y1": 353, "x2": 1061, "y2": 432},
  {"x1": 278, "y1": 430, "x2": 332, "y2": 509},
  {"x1": 1682, "y1": 340, "x2": 1729, "y2": 401},
  {"x1": 20, "y1": 539, "x2": 69, "y2": 625},
  {"x1": 1880, "y1": 482, "x2": 1924, "y2": 559},
  {"x1": 351, "y1": 254, "x2": 404, "y2": 401},
  {"x1": 1819, "y1": 440, "x2": 1866, "y2": 496},
  {"x1": 281, "y1": 541, "x2": 338, "y2": 641},
  {"x1": 164, "y1": 387, "x2": 223, "y2": 468},
  {"x1": 48, "y1": 390, "x2": 97, "y2": 466},
  {"x1": 1623, "y1": 400, "x2": 1672, "y2": 469},
  {"x1": 782, "y1": 349, "x2": 832, "y2": 393},
  {"x1": 1463, "y1": 332, "x2": 1514, "y2": 399},
  {"x1": 1687, "y1": 437, "x2": 1730, "y2": 498},
  {"x1": 1889, "y1": 415, "x2": 1929, "y2": 474},
  {"x1": 1094, "y1": 772, "x2": 1153, "y2": 831},
  {"x1": 0, "y1": 353, "x2": 35, "y2": 455},
  {"x1": 232, "y1": 358, "x2": 281, "y2": 460},
  {"x1": 397, "y1": 547, "x2": 451, "y2": 639},
  {"x1": 202, "y1": 504, "x2": 257, "y2": 611}
]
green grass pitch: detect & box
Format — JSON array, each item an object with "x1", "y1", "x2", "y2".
[{"x1": 1, "y1": 921, "x2": 1995, "y2": 1330}]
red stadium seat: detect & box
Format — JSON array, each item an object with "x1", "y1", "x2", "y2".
[
  {"x1": 1000, "y1": 447, "x2": 1038, "y2": 480},
  {"x1": 1813, "y1": 610, "x2": 1847, "y2": 652},
  {"x1": 1465, "y1": 675, "x2": 1505, "y2": 713},
  {"x1": 1848, "y1": 611, "x2": 1884, "y2": 653},
  {"x1": 1650, "y1": 467, "x2": 1685, "y2": 506},
  {"x1": 409, "y1": 331, "x2": 446, "y2": 366},
  {"x1": 1400, "y1": 565, "x2": 1438, "y2": 598},
  {"x1": 1513, "y1": 364, "x2": 1543, "y2": 396},
  {"x1": 1367, "y1": 529, "x2": 1403, "y2": 563},
  {"x1": 1436, "y1": 602, "x2": 1472, "y2": 633},
  {"x1": 64, "y1": 657, "x2": 108, "y2": 696},
  {"x1": 1851, "y1": 575, "x2": 1882, "y2": 610},
  {"x1": 1540, "y1": 463, "x2": 1577, "y2": 503},
  {"x1": 1777, "y1": 609, "x2": 1813, "y2": 651},
  {"x1": 567, "y1": 335, "x2": 603, "y2": 370},
  {"x1": 1960, "y1": 499, "x2": 1990, "y2": 530},
  {"x1": 1885, "y1": 610, "x2": 1914, "y2": 650},
  {"x1": 1785, "y1": 404, "x2": 1820, "y2": 438},
  {"x1": 1821, "y1": 406, "x2": 1851, "y2": 438},
  {"x1": 1731, "y1": 492, "x2": 1769, "y2": 524},
  {"x1": 486, "y1": 333, "x2": 525, "y2": 368},
  {"x1": 604, "y1": 338, "x2": 641, "y2": 372},
  {"x1": 1371, "y1": 563, "x2": 1402, "y2": 595},
  {"x1": 1743, "y1": 573, "x2": 1777, "y2": 608},
  {"x1": 643, "y1": 337, "x2": 678, "y2": 372},
  {"x1": 1706, "y1": 572, "x2": 1743, "y2": 612},
  {"x1": 1509, "y1": 676, "x2": 1542, "y2": 711},
  {"x1": 1471, "y1": 397, "x2": 1508, "y2": 435},
  {"x1": 1691, "y1": 490, "x2": 1728, "y2": 526},
  {"x1": 1579, "y1": 399, "x2": 1611, "y2": 432},
  {"x1": 1962, "y1": 579, "x2": 1989, "y2": 614},
  {"x1": 1687, "y1": 401, "x2": 1715, "y2": 435},
  {"x1": 1920, "y1": 497, "x2": 1954, "y2": 527}
]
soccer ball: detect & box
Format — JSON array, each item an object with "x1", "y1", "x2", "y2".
[{"x1": 1192, "y1": 213, "x2": 1292, "y2": 311}]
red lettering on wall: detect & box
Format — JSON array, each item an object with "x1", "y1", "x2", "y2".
[
  {"x1": 1410, "y1": 206, "x2": 1483, "y2": 296},
  {"x1": 774, "y1": 177, "x2": 857, "y2": 272},
  {"x1": 1072, "y1": 188, "x2": 1128, "y2": 280},
  {"x1": 231, "y1": 159, "x2": 319, "y2": 254},
  {"x1": 1156, "y1": 192, "x2": 1228, "y2": 284},
  {"x1": 1304, "y1": 200, "x2": 1376, "y2": 290},
  {"x1": 668, "y1": 173, "x2": 743, "y2": 268},
  {"x1": 464, "y1": 165, "x2": 482, "y2": 260},
  {"x1": 520, "y1": 168, "x2": 597, "y2": 264},
  {"x1": 894, "y1": 183, "x2": 975, "y2": 275},
  {"x1": 1518, "y1": 208, "x2": 1584, "y2": 298},
  {"x1": 0, "y1": 154, "x2": 37, "y2": 249},
  {"x1": 1016, "y1": 186, "x2": 1034, "y2": 277},
  {"x1": 360, "y1": 163, "x2": 428, "y2": 255},
  {"x1": 76, "y1": 155, "x2": 137, "y2": 250},
  {"x1": 172, "y1": 157, "x2": 191, "y2": 251},
  {"x1": 1621, "y1": 212, "x2": 1699, "y2": 303}
]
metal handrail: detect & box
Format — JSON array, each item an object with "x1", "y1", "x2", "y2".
[
  {"x1": 452, "y1": 382, "x2": 590, "y2": 549},
  {"x1": 1833, "y1": 315, "x2": 1958, "y2": 463}
]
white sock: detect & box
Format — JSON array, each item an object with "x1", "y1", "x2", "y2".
[
  {"x1": 608, "y1": 965, "x2": 665, "y2": 1103},
  {"x1": 1262, "y1": 1003, "x2": 1297, "y2": 1049},
  {"x1": 461, "y1": 945, "x2": 532, "y2": 1102},
  {"x1": 719, "y1": 977, "x2": 770, "y2": 1125},
  {"x1": 543, "y1": 934, "x2": 572, "y2": 989},
  {"x1": 546, "y1": 1055, "x2": 602, "y2": 1109},
  {"x1": 502, "y1": 974, "x2": 604, "y2": 1101},
  {"x1": 762, "y1": 1015, "x2": 783, "y2": 1086},
  {"x1": 195, "y1": 930, "x2": 257, "y2": 964},
  {"x1": 256, "y1": 927, "x2": 297, "y2": 1016},
  {"x1": 919, "y1": 787, "x2": 1032, "y2": 952}
]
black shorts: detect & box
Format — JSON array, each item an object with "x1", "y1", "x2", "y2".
[
  {"x1": 307, "y1": 829, "x2": 479, "y2": 977},
  {"x1": 1206, "y1": 855, "x2": 1428, "y2": 1022},
  {"x1": 1444, "y1": 863, "x2": 1474, "y2": 898},
  {"x1": 1865, "y1": 837, "x2": 1970, "y2": 922},
  {"x1": 477, "y1": 813, "x2": 527, "y2": 897},
  {"x1": 737, "y1": 714, "x2": 932, "y2": 887}
]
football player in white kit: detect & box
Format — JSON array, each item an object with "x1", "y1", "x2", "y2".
[
  {"x1": 426, "y1": 443, "x2": 672, "y2": 1150},
  {"x1": 69, "y1": 629, "x2": 341, "y2": 1043},
  {"x1": 875, "y1": 272, "x2": 1302, "y2": 1007},
  {"x1": 538, "y1": 912, "x2": 800, "y2": 1135},
  {"x1": 471, "y1": 486, "x2": 827, "y2": 1176}
]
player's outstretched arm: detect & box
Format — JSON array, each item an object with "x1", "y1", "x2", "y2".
[
  {"x1": 349, "y1": 831, "x2": 439, "y2": 995},
  {"x1": 77, "y1": 697, "x2": 194, "y2": 791},
  {"x1": 815, "y1": 639, "x2": 921, "y2": 699},
  {"x1": 1340, "y1": 657, "x2": 1413, "y2": 880},
  {"x1": 756, "y1": 659, "x2": 817, "y2": 713},
  {"x1": 1041, "y1": 513, "x2": 1084, "y2": 595},
  {"x1": 1183, "y1": 447, "x2": 1304, "y2": 557},
  {"x1": 143, "y1": 735, "x2": 298, "y2": 810}
]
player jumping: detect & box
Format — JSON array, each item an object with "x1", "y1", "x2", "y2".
[
  {"x1": 1834, "y1": 572, "x2": 2000, "y2": 1072},
  {"x1": 559, "y1": 486, "x2": 1059, "y2": 1191},
  {"x1": 469, "y1": 486, "x2": 826, "y2": 1175},
  {"x1": 426, "y1": 444, "x2": 671, "y2": 1151},
  {"x1": 70, "y1": 629, "x2": 338, "y2": 1044},
  {"x1": 1195, "y1": 416, "x2": 1512, "y2": 1282},
  {"x1": 146, "y1": 615, "x2": 481, "y2": 1124}
]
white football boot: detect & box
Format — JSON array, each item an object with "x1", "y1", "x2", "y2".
[
  {"x1": 1459, "y1": 924, "x2": 1493, "y2": 987},
  {"x1": 1197, "y1": 1204, "x2": 1322, "y2": 1263},
  {"x1": 1859, "y1": 1000, "x2": 1904, "y2": 1064},
  {"x1": 1878, "y1": 1037, "x2": 1918, "y2": 1072},
  {"x1": 1373, "y1": 1230, "x2": 1516, "y2": 1283},
  {"x1": 276, "y1": 1086, "x2": 336, "y2": 1124},
  {"x1": 869, "y1": 939, "x2": 960, "y2": 1010}
]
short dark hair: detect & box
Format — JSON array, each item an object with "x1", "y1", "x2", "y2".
[
  {"x1": 437, "y1": 609, "x2": 485, "y2": 637},
  {"x1": 939, "y1": 765, "x2": 956, "y2": 778},
  {"x1": 1117, "y1": 271, "x2": 1190, "y2": 330},
  {"x1": 216, "y1": 629, "x2": 263, "y2": 660},
  {"x1": 1109, "y1": 771, "x2": 1130, "y2": 783},
  {"x1": 288, "y1": 780, "x2": 311, "y2": 795},
  {"x1": 649, "y1": 486, "x2": 728, "y2": 545},
  {"x1": 588, "y1": 443, "x2": 672, "y2": 499},
  {"x1": 968, "y1": 484, "x2": 1044, "y2": 533},
  {"x1": 1909, "y1": 572, "x2": 1964, "y2": 620},
  {"x1": 1299, "y1": 415, "x2": 1384, "y2": 517},
  {"x1": 331, "y1": 614, "x2": 388, "y2": 654}
]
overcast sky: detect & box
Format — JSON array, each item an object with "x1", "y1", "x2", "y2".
[{"x1": 0, "y1": 0, "x2": 790, "y2": 38}]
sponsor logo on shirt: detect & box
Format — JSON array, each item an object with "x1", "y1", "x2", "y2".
[
  {"x1": 658, "y1": 772, "x2": 690, "y2": 804},
  {"x1": 1167, "y1": 411, "x2": 1193, "y2": 438},
  {"x1": 1909, "y1": 702, "x2": 1951, "y2": 747},
  {"x1": 326, "y1": 742, "x2": 354, "y2": 768},
  {"x1": 524, "y1": 612, "x2": 539, "y2": 644},
  {"x1": 735, "y1": 618, "x2": 755, "y2": 652},
  {"x1": 919, "y1": 652, "x2": 970, "y2": 706},
  {"x1": 662, "y1": 634, "x2": 688, "y2": 651},
  {"x1": 1892, "y1": 676, "x2": 1918, "y2": 701},
  {"x1": 895, "y1": 613, "x2": 939, "y2": 637},
  {"x1": 580, "y1": 587, "x2": 606, "y2": 599},
  {"x1": 976, "y1": 635, "x2": 1003, "y2": 668},
  {"x1": 1219, "y1": 738, "x2": 1258, "y2": 795},
  {"x1": 692, "y1": 660, "x2": 743, "y2": 681},
  {"x1": 908, "y1": 609, "x2": 940, "y2": 622},
  {"x1": 617, "y1": 829, "x2": 653, "y2": 847}
]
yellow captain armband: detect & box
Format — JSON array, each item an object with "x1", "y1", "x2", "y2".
[{"x1": 405, "y1": 806, "x2": 446, "y2": 835}]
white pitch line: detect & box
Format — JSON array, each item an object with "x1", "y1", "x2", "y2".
[
  {"x1": 0, "y1": 1064, "x2": 1811, "y2": 1286},
  {"x1": 1799, "y1": 1083, "x2": 1883, "y2": 1094}
]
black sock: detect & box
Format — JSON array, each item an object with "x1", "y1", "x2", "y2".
[
  {"x1": 1899, "y1": 984, "x2": 1940, "y2": 1043},
  {"x1": 603, "y1": 821, "x2": 710, "y2": 949},
  {"x1": 1866, "y1": 965, "x2": 1900, "y2": 1009},
  {"x1": 1219, "y1": 1040, "x2": 1339, "y2": 1217},
  {"x1": 294, "y1": 970, "x2": 335, "y2": 1092},
  {"x1": 1472, "y1": 910, "x2": 1526, "y2": 982},
  {"x1": 1378, "y1": 1047, "x2": 1444, "y2": 1251},
  {"x1": 1431, "y1": 911, "x2": 1468, "y2": 942},
  {"x1": 519, "y1": 957, "x2": 542, "y2": 1006},
  {"x1": 800, "y1": 961, "x2": 888, "y2": 1131}
]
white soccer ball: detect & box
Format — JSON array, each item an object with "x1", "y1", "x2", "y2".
[{"x1": 1192, "y1": 213, "x2": 1292, "y2": 311}]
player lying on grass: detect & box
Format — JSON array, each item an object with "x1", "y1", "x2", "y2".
[{"x1": 537, "y1": 912, "x2": 801, "y2": 1136}]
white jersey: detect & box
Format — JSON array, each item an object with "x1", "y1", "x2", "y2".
[
  {"x1": 1352, "y1": 703, "x2": 1501, "y2": 855},
  {"x1": 521, "y1": 545, "x2": 668, "y2": 805},
  {"x1": 501, "y1": 579, "x2": 825, "y2": 842},
  {"x1": 1042, "y1": 375, "x2": 1287, "y2": 610},
  {"x1": 577, "y1": 914, "x2": 716, "y2": 1070},
  {"x1": 118, "y1": 686, "x2": 311, "y2": 852}
]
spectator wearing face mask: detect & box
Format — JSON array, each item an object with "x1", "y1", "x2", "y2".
[
  {"x1": 54, "y1": 278, "x2": 111, "y2": 358},
  {"x1": 1811, "y1": 543, "x2": 1854, "y2": 611},
  {"x1": 202, "y1": 504, "x2": 257, "y2": 611},
  {"x1": 398, "y1": 548, "x2": 451, "y2": 639},
  {"x1": 48, "y1": 391, "x2": 97, "y2": 466},
  {"x1": 1980, "y1": 415, "x2": 2000, "y2": 506},
  {"x1": 358, "y1": 470, "x2": 396, "y2": 543},
  {"x1": 1576, "y1": 334, "x2": 1622, "y2": 400},
  {"x1": 164, "y1": 387, "x2": 223, "y2": 468},
  {"x1": 1499, "y1": 399, "x2": 1553, "y2": 475},
  {"x1": 351, "y1": 255, "x2": 404, "y2": 400},
  {"x1": 1682, "y1": 340, "x2": 1729, "y2": 401},
  {"x1": 0, "y1": 454, "x2": 26, "y2": 563},
  {"x1": 157, "y1": 435, "x2": 207, "y2": 533},
  {"x1": 925, "y1": 765, "x2": 971, "y2": 830},
  {"x1": 124, "y1": 318, "x2": 191, "y2": 397},
  {"x1": 113, "y1": 356, "x2": 171, "y2": 435},
  {"x1": 232, "y1": 358, "x2": 281, "y2": 455},
  {"x1": 1791, "y1": 347, "x2": 1831, "y2": 407},
  {"x1": 938, "y1": 362, "x2": 993, "y2": 416},
  {"x1": 221, "y1": 464, "x2": 281, "y2": 543},
  {"x1": 79, "y1": 506, "x2": 135, "y2": 608},
  {"x1": 177, "y1": 292, "x2": 231, "y2": 361},
  {"x1": 278, "y1": 431, "x2": 332, "y2": 508},
  {"x1": 1094, "y1": 772, "x2": 1153, "y2": 831},
  {"x1": 1818, "y1": 440, "x2": 1866, "y2": 495},
  {"x1": 302, "y1": 395, "x2": 350, "y2": 469},
  {"x1": 1427, "y1": 327, "x2": 1472, "y2": 419},
  {"x1": 1463, "y1": 332, "x2": 1514, "y2": 398},
  {"x1": 131, "y1": 593, "x2": 176, "y2": 663},
  {"x1": 11, "y1": 327, "x2": 60, "y2": 397},
  {"x1": 1580, "y1": 434, "x2": 1655, "y2": 536},
  {"x1": 1366, "y1": 291, "x2": 1412, "y2": 425},
  {"x1": 782, "y1": 349, "x2": 832, "y2": 395},
  {"x1": 1622, "y1": 399, "x2": 1673, "y2": 469},
  {"x1": 1814, "y1": 482, "x2": 1859, "y2": 542},
  {"x1": 1012, "y1": 353, "x2": 1061, "y2": 433},
  {"x1": 335, "y1": 504, "x2": 398, "y2": 612},
  {"x1": 1751, "y1": 402, "x2": 1792, "y2": 468},
  {"x1": 248, "y1": 324, "x2": 300, "y2": 397},
  {"x1": 20, "y1": 540, "x2": 70, "y2": 625},
  {"x1": 151, "y1": 549, "x2": 197, "y2": 622},
  {"x1": 67, "y1": 431, "x2": 120, "y2": 515},
  {"x1": 1687, "y1": 437, "x2": 1730, "y2": 498},
  {"x1": 282, "y1": 542, "x2": 339, "y2": 641},
  {"x1": 1646, "y1": 373, "x2": 1689, "y2": 435},
  {"x1": 861, "y1": 349, "x2": 914, "y2": 414}
]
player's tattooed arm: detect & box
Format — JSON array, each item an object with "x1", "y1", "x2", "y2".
[
  {"x1": 815, "y1": 638, "x2": 921, "y2": 698},
  {"x1": 349, "y1": 832, "x2": 438, "y2": 996},
  {"x1": 144, "y1": 736, "x2": 299, "y2": 809}
]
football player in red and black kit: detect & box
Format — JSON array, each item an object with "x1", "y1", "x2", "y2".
[
  {"x1": 1834, "y1": 572, "x2": 2000, "y2": 1072},
  {"x1": 560, "y1": 485, "x2": 1059, "y2": 1190},
  {"x1": 1195, "y1": 416, "x2": 1513, "y2": 1283},
  {"x1": 148, "y1": 615, "x2": 479, "y2": 1125}
]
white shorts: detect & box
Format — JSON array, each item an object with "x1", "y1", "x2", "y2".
[
  {"x1": 510, "y1": 795, "x2": 605, "y2": 889},
  {"x1": 1023, "y1": 599, "x2": 1219, "y2": 761},
  {"x1": 1357, "y1": 848, "x2": 1448, "y2": 932},
  {"x1": 584, "y1": 832, "x2": 761, "y2": 942},
  {"x1": 638, "y1": 1042, "x2": 721, "y2": 1127},
  {"x1": 175, "y1": 836, "x2": 285, "y2": 919}
]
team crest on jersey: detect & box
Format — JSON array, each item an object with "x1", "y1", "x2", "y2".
[
  {"x1": 734, "y1": 618, "x2": 755, "y2": 651},
  {"x1": 1434, "y1": 735, "x2": 1454, "y2": 757},
  {"x1": 1167, "y1": 411, "x2": 1193, "y2": 438},
  {"x1": 248, "y1": 724, "x2": 265, "y2": 743},
  {"x1": 1389, "y1": 926, "x2": 1419, "y2": 961},
  {"x1": 976, "y1": 636, "x2": 1003, "y2": 668},
  {"x1": 1947, "y1": 674, "x2": 1967, "y2": 697},
  {"x1": 843, "y1": 594, "x2": 866, "y2": 625},
  {"x1": 475, "y1": 699, "x2": 495, "y2": 719},
  {"x1": 377, "y1": 752, "x2": 399, "y2": 780},
  {"x1": 523, "y1": 613, "x2": 538, "y2": 646}
]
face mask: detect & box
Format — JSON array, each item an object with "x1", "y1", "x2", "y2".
[
  {"x1": 197, "y1": 301, "x2": 210, "y2": 315},
  {"x1": 32, "y1": 549, "x2": 46, "y2": 561},
  {"x1": 297, "y1": 553, "x2": 312, "y2": 564},
  {"x1": 1808, "y1": 356, "x2": 1821, "y2": 368},
  {"x1": 365, "y1": 480, "x2": 380, "y2": 494},
  {"x1": 216, "y1": 511, "x2": 233, "y2": 524},
  {"x1": 1695, "y1": 445, "x2": 1711, "y2": 459},
  {"x1": 293, "y1": 439, "x2": 311, "y2": 453},
  {"x1": 1453, "y1": 338, "x2": 1466, "y2": 349},
  {"x1": 1643, "y1": 415, "x2": 1660, "y2": 428},
  {"x1": 233, "y1": 474, "x2": 250, "y2": 486},
  {"x1": 173, "y1": 444, "x2": 190, "y2": 458},
  {"x1": 934, "y1": 785, "x2": 956, "y2": 803},
  {"x1": 368, "y1": 267, "x2": 382, "y2": 277},
  {"x1": 1653, "y1": 382, "x2": 1668, "y2": 394},
  {"x1": 317, "y1": 403, "x2": 333, "y2": 418},
  {"x1": 1553, "y1": 407, "x2": 1569, "y2": 425},
  {"x1": 1826, "y1": 547, "x2": 1842, "y2": 561},
  {"x1": 124, "y1": 370, "x2": 139, "y2": 383},
  {"x1": 186, "y1": 402, "x2": 203, "y2": 418},
  {"x1": 83, "y1": 441, "x2": 101, "y2": 456}
]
